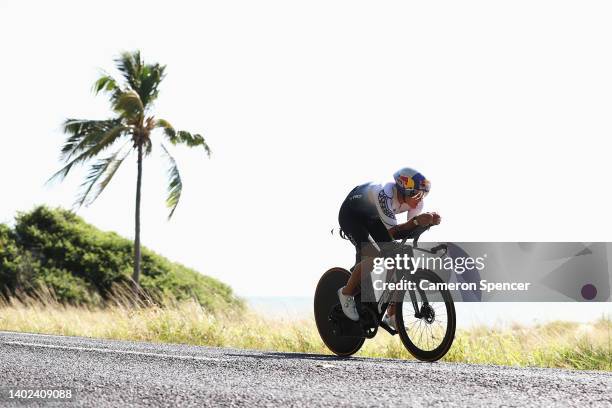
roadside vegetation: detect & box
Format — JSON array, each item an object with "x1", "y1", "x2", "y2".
[
  {"x1": 0, "y1": 290, "x2": 608, "y2": 371},
  {"x1": 0, "y1": 206, "x2": 242, "y2": 312}
]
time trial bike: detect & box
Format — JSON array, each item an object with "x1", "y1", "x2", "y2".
[{"x1": 314, "y1": 226, "x2": 456, "y2": 361}]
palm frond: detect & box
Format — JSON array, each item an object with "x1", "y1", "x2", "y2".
[
  {"x1": 144, "y1": 138, "x2": 153, "y2": 156},
  {"x1": 60, "y1": 118, "x2": 124, "y2": 161},
  {"x1": 116, "y1": 51, "x2": 141, "y2": 91},
  {"x1": 161, "y1": 126, "x2": 211, "y2": 157},
  {"x1": 93, "y1": 74, "x2": 118, "y2": 95},
  {"x1": 155, "y1": 118, "x2": 175, "y2": 139},
  {"x1": 114, "y1": 51, "x2": 165, "y2": 108},
  {"x1": 138, "y1": 63, "x2": 166, "y2": 106},
  {"x1": 48, "y1": 124, "x2": 128, "y2": 184},
  {"x1": 113, "y1": 90, "x2": 144, "y2": 118},
  {"x1": 92, "y1": 73, "x2": 122, "y2": 105},
  {"x1": 87, "y1": 147, "x2": 132, "y2": 206},
  {"x1": 161, "y1": 144, "x2": 182, "y2": 219},
  {"x1": 74, "y1": 143, "x2": 131, "y2": 208}
]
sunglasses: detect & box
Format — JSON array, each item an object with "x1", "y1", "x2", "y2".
[{"x1": 404, "y1": 189, "x2": 428, "y2": 199}]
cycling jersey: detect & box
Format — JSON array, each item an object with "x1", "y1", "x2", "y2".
[
  {"x1": 339, "y1": 182, "x2": 423, "y2": 265},
  {"x1": 344, "y1": 182, "x2": 423, "y2": 229}
]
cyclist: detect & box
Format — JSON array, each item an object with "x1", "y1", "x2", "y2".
[{"x1": 337, "y1": 167, "x2": 440, "y2": 329}]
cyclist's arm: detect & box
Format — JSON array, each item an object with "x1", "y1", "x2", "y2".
[
  {"x1": 388, "y1": 213, "x2": 439, "y2": 239},
  {"x1": 388, "y1": 220, "x2": 417, "y2": 239}
]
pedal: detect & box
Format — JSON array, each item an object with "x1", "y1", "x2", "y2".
[
  {"x1": 358, "y1": 306, "x2": 379, "y2": 339},
  {"x1": 379, "y1": 320, "x2": 398, "y2": 336},
  {"x1": 328, "y1": 304, "x2": 366, "y2": 338}
]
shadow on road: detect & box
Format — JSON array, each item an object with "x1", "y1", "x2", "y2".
[{"x1": 225, "y1": 351, "x2": 372, "y2": 362}]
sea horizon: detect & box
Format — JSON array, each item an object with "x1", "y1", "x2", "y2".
[{"x1": 245, "y1": 296, "x2": 611, "y2": 329}]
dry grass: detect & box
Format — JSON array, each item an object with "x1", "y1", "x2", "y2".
[{"x1": 0, "y1": 294, "x2": 609, "y2": 371}]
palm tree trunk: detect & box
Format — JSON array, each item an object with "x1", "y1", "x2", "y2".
[{"x1": 132, "y1": 143, "x2": 143, "y2": 287}]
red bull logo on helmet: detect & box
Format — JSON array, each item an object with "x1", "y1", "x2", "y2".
[
  {"x1": 398, "y1": 175, "x2": 415, "y2": 189},
  {"x1": 411, "y1": 172, "x2": 430, "y2": 192}
]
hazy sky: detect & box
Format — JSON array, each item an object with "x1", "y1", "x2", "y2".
[{"x1": 1, "y1": 1, "x2": 612, "y2": 310}]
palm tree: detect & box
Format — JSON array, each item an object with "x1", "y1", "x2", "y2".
[{"x1": 49, "y1": 50, "x2": 210, "y2": 287}]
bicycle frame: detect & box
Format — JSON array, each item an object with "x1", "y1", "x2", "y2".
[{"x1": 368, "y1": 227, "x2": 448, "y2": 332}]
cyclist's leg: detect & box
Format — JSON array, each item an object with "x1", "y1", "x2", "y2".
[
  {"x1": 338, "y1": 203, "x2": 373, "y2": 296},
  {"x1": 343, "y1": 255, "x2": 375, "y2": 296},
  {"x1": 364, "y1": 219, "x2": 396, "y2": 315},
  {"x1": 341, "y1": 216, "x2": 392, "y2": 297}
]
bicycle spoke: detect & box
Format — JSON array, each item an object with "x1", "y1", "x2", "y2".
[
  {"x1": 411, "y1": 319, "x2": 423, "y2": 333},
  {"x1": 416, "y1": 321, "x2": 424, "y2": 346},
  {"x1": 429, "y1": 325, "x2": 437, "y2": 350},
  {"x1": 406, "y1": 319, "x2": 419, "y2": 331},
  {"x1": 430, "y1": 330, "x2": 439, "y2": 341},
  {"x1": 404, "y1": 304, "x2": 448, "y2": 351}
]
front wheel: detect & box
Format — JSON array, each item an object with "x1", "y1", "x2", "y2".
[{"x1": 394, "y1": 269, "x2": 456, "y2": 362}]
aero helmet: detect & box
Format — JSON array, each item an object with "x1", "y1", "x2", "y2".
[{"x1": 393, "y1": 167, "x2": 431, "y2": 198}]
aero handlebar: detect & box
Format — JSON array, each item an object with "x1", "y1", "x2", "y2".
[{"x1": 399, "y1": 225, "x2": 447, "y2": 256}]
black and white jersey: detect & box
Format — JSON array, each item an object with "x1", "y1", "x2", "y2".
[{"x1": 345, "y1": 182, "x2": 423, "y2": 229}]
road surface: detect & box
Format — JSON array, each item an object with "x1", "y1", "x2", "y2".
[{"x1": 0, "y1": 331, "x2": 610, "y2": 407}]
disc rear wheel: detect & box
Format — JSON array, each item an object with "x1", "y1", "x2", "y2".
[{"x1": 314, "y1": 267, "x2": 365, "y2": 356}]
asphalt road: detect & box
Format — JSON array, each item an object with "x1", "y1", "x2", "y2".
[{"x1": 0, "y1": 331, "x2": 610, "y2": 407}]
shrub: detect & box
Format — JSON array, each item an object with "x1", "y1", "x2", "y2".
[{"x1": 0, "y1": 206, "x2": 242, "y2": 311}]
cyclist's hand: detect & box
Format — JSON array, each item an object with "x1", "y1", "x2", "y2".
[
  {"x1": 431, "y1": 212, "x2": 441, "y2": 225},
  {"x1": 416, "y1": 213, "x2": 433, "y2": 226}
]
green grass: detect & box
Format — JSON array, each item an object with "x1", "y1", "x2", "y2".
[{"x1": 0, "y1": 292, "x2": 609, "y2": 371}]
